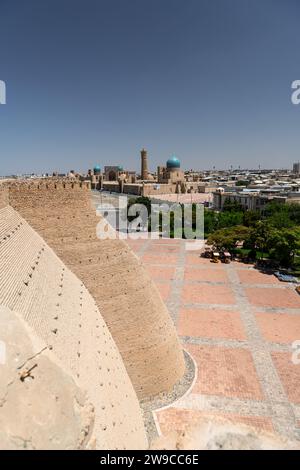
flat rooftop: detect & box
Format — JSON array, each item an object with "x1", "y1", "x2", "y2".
[{"x1": 127, "y1": 237, "x2": 300, "y2": 440}]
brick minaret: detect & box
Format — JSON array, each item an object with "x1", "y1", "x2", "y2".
[{"x1": 140, "y1": 148, "x2": 148, "y2": 180}]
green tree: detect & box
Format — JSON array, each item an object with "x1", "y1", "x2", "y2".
[
  {"x1": 269, "y1": 227, "x2": 300, "y2": 267},
  {"x1": 204, "y1": 209, "x2": 218, "y2": 236},
  {"x1": 127, "y1": 196, "x2": 152, "y2": 215},
  {"x1": 264, "y1": 201, "x2": 295, "y2": 228},
  {"x1": 243, "y1": 210, "x2": 260, "y2": 227},
  {"x1": 217, "y1": 211, "x2": 244, "y2": 229},
  {"x1": 288, "y1": 203, "x2": 300, "y2": 225},
  {"x1": 247, "y1": 221, "x2": 275, "y2": 258},
  {"x1": 207, "y1": 225, "x2": 250, "y2": 251}
]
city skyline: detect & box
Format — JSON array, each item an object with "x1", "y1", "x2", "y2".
[
  {"x1": 1, "y1": 0, "x2": 300, "y2": 175},
  {"x1": 1, "y1": 155, "x2": 299, "y2": 178}
]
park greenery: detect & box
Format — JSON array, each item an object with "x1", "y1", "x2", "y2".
[
  {"x1": 127, "y1": 196, "x2": 300, "y2": 271},
  {"x1": 205, "y1": 200, "x2": 300, "y2": 271}
]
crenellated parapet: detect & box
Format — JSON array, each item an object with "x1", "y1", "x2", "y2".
[{"x1": 6, "y1": 178, "x2": 91, "y2": 192}]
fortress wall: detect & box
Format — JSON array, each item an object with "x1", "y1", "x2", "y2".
[
  {"x1": 0, "y1": 204, "x2": 147, "y2": 450},
  {"x1": 0, "y1": 186, "x2": 9, "y2": 209},
  {"x1": 142, "y1": 184, "x2": 179, "y2": 196},
  {"x1": 0, "y1": 306, "x2": 95, "y2": 450},
  {"x1": 102, "y1": 182, "x2": 121, "y2": 193},
  {"x1": 122, "y1": 184, "x2": 142, "y2": 195},
  {"x1": 9, "y1": 181, "x2": 186, "y2": 399}
]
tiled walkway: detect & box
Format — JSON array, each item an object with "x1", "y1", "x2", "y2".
[{"x1": 126, "y1": 237, "x2": 300, "y2": 441}]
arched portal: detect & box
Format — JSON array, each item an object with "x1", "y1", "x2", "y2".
[{"x1": 108, "y1": 170, "x2": 117, "y2": 181}]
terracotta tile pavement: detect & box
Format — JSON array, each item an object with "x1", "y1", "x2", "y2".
[
  {"x1": 136, "y1": 239, "x2": 300, "y2": 442},
  {"x1": 246, "y1": 287, "x2": 300, "y2": 309},
  {"x1": 237, "y1": 269, "x2": 280, "y2": 285},
  {"x1": 150, "y1": 238, "x2": 181, "y2": 245},
  {"x1": 142, "y1": 253, "x2": 178, "y2": 265},
  {"x1": 271, "y1": 352, "x2": 300, "y2": 404},
  {"x1": 156, "y1": 408, "x2": 274, "y2": 435},
  {"x1": 185, "y1": 254, "x2": 223, "y2": 266},
  {"x1": 145, "y1": 244, "x2": 180, "y2": 254},
  {"x1": 145, "y1": 265, "x2": 176, "y2": 281},
  {"x1": 184, "y1": 267, "x2": 228, "y2": 283},
  {"x1": 185, "y1": 344, "x2": 263, "y2": 400},
  {"x1": 178, "y1": 308, "x2": 246, "y2": 340},
  {"x1": 181, "y1": 284, "x2": 235, "y2": 305},
  {"x1": 256, "y1": 313, "x2": 300, "y2": 344}
]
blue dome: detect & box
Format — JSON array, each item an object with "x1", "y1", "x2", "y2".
[
  {"x1": 166, "y1": 155, "x2": 180, "y2": 169},
  {"x1": 118, "y1": 166, "x2": 124, "y2": 171},
  {"x1": 93, "y1": 165, "x2": 101, "y2": 174}
]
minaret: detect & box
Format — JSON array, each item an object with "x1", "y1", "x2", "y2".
[{"x1": 140, "y1": 148, "x2": 148, "y2": 180}]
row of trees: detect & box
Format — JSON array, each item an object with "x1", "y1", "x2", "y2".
[
  {"x1": 126, "y1": 196, "x2": 300, "y2": 269},
  {"x1": 207, "y1": 222, "x2": 300, "y2": 267},
  {"x1": 206, "y1": 201, "x2": 300, "y2": 268}
]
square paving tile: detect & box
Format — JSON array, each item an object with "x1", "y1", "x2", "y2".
[
  {"x1": 272, "y1": 352, "x2": 300, "y2": 404},
  {"x1": 245, "y1": 287, "x2": 300, "y2": 309},
  {"x1": 186, "y1": 344, "x2": 263, "y2": 400},
  {"x1": 142, "y1": 254, "x2": 178, "y2": 265},
  {"x1": 181, "y1": 284, "x2": 235, "y2": 305},
  {"x1": 149, "y1": 238, "x2": 181, "y2": 245},
  {"x1": 185, "y1": 255, "x2": 219, "y2": 266},
  {"x1": 237, "y1": 270, "x2": 279, "y2": 285},
  {"x1": 178, "y1": 308, "x2": 246, "y2": 340},
  {"x1": 145, "y1": 244, "x2": 180, "y2": 254},
  {"x1": 145, "y1": 265, "x2": 176, "y2": 281},
  {"x1": 184, "y1": 267, "x2": 228, "y2": 283},
  {"x1": 256, "y1": 313, "x2": 300, "y2": 344}
]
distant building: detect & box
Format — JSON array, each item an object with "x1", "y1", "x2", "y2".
[
  {"x1": 157, "y1": 156, "x2": 184, "y2": 184},
  {"x1": 104, "y1": 166, "x2": 122, "y2": 181},
  {"x1": 293, "y1": 162, "x2": 300, "y2": 174},
  {"x1": 213, "y1": 189, "x2": 300, "y2": 212}
]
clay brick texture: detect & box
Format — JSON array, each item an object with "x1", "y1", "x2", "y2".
[{"x1": 8, "y1": 181, "x2": 185, "y2": 400}]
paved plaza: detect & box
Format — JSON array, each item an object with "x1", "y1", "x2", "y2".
[{"x1": 126, "y1": 237, "x2": 300, "y2": 441}]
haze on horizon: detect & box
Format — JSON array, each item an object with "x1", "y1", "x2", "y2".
[{"x1": 0, "y1": 0, "x2": 300, "y2": 176}]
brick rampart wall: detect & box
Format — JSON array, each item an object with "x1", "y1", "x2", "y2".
[{"x1": 8, "y1": 180, "x2": 185, "y2": 399}]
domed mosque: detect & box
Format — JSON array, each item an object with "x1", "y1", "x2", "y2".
[
  {"x1": 166, "y1": 155, "x2": 181, "y2": 169},
  {"x1": 89, "y1": 149, "x2": 187, "y2": 194},
  {"x1": 93, "y1": 164, "x2": 101, "y2": 175},
  {"x1": 157, "y1": 154, "x2": 186, "y2": 193}
]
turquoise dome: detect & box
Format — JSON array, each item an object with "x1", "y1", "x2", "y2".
[
  {"x1": 166, "y1": 155, "x2": 180, "y2": 169},
  {"x1": 93, "y1": 165, "x2": 101, "y2": 174},
  {"x1": 118, "y1": 166, "x2": 124, "y2": 171}
]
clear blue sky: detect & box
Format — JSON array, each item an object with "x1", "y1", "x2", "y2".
[{"x1": 0, "y1": 0, "x2": 300, "y2": 175}]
